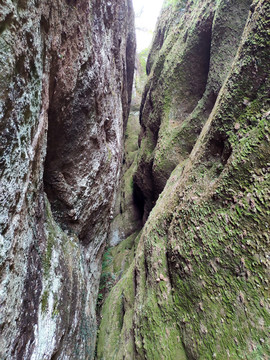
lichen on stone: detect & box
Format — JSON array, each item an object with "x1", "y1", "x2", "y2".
[{"x1": 97, "y1": 0, "x2": 270, "y2": 359}]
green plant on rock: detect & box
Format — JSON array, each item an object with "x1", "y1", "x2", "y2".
[
  {"x1": 163, "y1": 0, "x2": 187, "y2": 10},
  {"x1": 41, "y1": 290, "x2": 49, "y2": 313}
]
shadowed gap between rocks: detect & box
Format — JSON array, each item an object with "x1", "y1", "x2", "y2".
[{"x1": 132, "y1": 182, "x2": 145, "y2": 220}]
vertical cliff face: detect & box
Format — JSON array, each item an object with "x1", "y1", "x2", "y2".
[
  {"x1": 97, "y1": 0, "x2": 270, "y2": 359},
  {"x1": 136, "y1": 0, "x2": 252, "y2": 221},
  {"x1": 0, "y1": 0, "x2": 135, "y2": 359}
]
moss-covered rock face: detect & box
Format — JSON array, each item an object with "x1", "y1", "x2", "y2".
[
  {"x1": 97, "y1": 0, "x2": 270, "y2": 358},
  {"x1": 108, "y1": 110, "x2": 142, "y2": 247},
  {"x1": 135, "y1": 0, "x2": 252, "y2": 221},
  {"x1": 108, "y1": 50, "x2": 149, "y2": 247}
]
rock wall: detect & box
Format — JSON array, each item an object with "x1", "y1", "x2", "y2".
[
  {"x1": 136, "y1": 0, "x2": 252, "y2": 221},
  {"x1": 97, "y1": 0, "x2": 270, "y2": 359},
  {"x1": 0, "y1": 0, "x2": 135, "y2": 359}
]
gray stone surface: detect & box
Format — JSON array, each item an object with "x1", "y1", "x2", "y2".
[{"x1": 0, "y1": 0, "x2": 135, "y2": 358}]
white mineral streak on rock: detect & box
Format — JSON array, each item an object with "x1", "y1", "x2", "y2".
[{"x1": 31, "y1": 249, "x2": 61, "y2": 360}]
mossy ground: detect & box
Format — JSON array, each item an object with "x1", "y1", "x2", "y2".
[
  {"x1": 97, "y1": 231, "x2": 141, "y2": 311},
  {"x1": 96, "y1": 232, "x2": 141, "y2": 359}
]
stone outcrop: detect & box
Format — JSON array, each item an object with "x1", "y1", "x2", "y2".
[
  {"x1": 136, "y1": 0, "x2": 253, "y2": 221},
  {"x1": 97, "y1": 0, "x2": 270, "y2": 359},
  {"x1": 0, "y1": 0, "x2": 135, "y2": 358}
]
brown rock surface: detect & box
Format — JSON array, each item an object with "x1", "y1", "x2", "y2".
[{"x1": 0, "y1": 0, "x2": 135, "y2": 358}]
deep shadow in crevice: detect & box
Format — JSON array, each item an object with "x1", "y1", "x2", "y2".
[
  {"x1": 208, "y1": 133, "x2": 232, "y2": 165},
  {"x1": 188, "y1": 16, "x2": 213, "y2": 103},
  {"x1": 133, "y1": 182, "x2": 145, "y2": 221}
]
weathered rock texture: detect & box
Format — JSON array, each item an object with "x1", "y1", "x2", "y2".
[
  {"x1": 0, "y1": 0, "x2": 135, "y2": 358},
  {"x1": 108, "y1": 109, "x2": 142, "y2": 247},
  {"x1": 136, "y1": 0, "x2": 253, "y2": 221},
  {"x1": 97, "y1": 0, "x2": 270, "y2": 359},
  {"x1": 108, "y1": 51, "x2": 148, "y2": 247}
]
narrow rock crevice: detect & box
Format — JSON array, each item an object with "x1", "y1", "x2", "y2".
[{"x1": 132, "y1": 182, "x2": 145, "y2": 221}]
